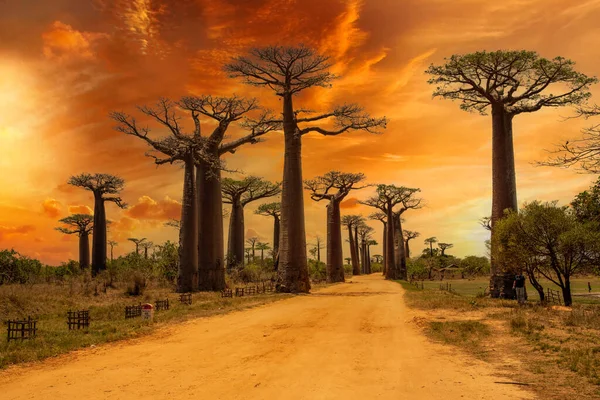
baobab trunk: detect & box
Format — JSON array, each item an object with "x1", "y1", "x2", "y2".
[
  {"x1": 272, "y1": 215, "x2": 280, "y2": 268},
  {"x1": 394, "y1": 215, "x2": 407, "y2": 280},
  {"x1": 385, "y1": 203, "x2": 396, "y2": 280},
  {"x1": 490, "y1": 104, "x2": 518, "y2": 296},
  {"x1": 347, "y1": 224, "x2": 360, "y2": 275},
  {"x1": 177, "y1": 157, "x2": 199, "y2": 293},
  {"x1": 144, "y1": 247, "x2": 148, "y2": 259},
  {"x1": 382, "y1": 221, "x2": 387, "y2": 276},
  {"x1": 91, "y1": 192, "x2": 107, "y2": 277},
  {"x1": 360, "y1": 240, "x2": 366, "y2": 274},
  {"x1": 197, "y1": 159, "x2": 225, "y2": 291},
  {"x1": 79, "y1": 231, "x2": 90, "y2": 271},
  {"x1": 227, "y1": 199, "x2": 245, "y2": 270},
  {"x1": 405, "y1": 239, "x2": 411, "y2": 259},
  {"x1": 353, "y1": 225, "x2": 359, "y2": 271},
  {"x1": 366, "y1": 244, "x2": 371, "y2": 274},
  {"x1": 278, "y1": 94, "x2": 310, "y2": 293},
  {"x1": 326, "y1": 201, "x2": 345, "y2": 283}
]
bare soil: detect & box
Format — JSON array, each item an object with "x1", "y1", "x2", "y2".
[{"x1": 0, "y1": 275, "x2": 534, "y2": 399}]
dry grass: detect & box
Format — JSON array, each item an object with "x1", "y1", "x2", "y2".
[
  {"x1": 0, "y1": 277, "x2": 289, "y2": 369},
  {"x1": 399, "y1": 281, "x2": 600, "y2": 399}
]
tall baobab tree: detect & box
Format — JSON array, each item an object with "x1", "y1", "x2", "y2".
[
  {"x1": 426, "y1": 50, "x2": 596, "y2": 291},
  {"x1": 312, "y1": 236, "x2": 325, "y2": 264},
  {"x1": 142, "y1": 241, "x2": 154, "y2": 259},
  {"x1": 108, "y1": 240, "x2": 117, "y2": 262},
  {"x1": 68, "y1": 174, "x2": 126, "y2": 277},
  {"x1": 373, "y1": 254, "x2": 383, "y2": 263},
  {"x1": 357, "y1": 223, "x2": 374, "y2": 274},
  {"x1": 113, "y1": 97, "x2": 277, "y2": 292},
  {"x1": 304, "y1": 171, "x2": 368, "y2": 283},
  {"x1": 246, "y1": 236, "x2": 259, "y2": 263},
  {"x1": 222, "y1": 177, "x2": 281, "y2": 269},
  {"x1": 361, "y1": 185, "x2": 422, "y2": 280},
  {"x1": 424, "y1": 237, "x2": 438, "y2": 257},
  {"x1": 366, "y1": 239, "x2": 377, "y2": 273},
  {"x1": 342, "y1": 215, "x2": 363, "y2": 276},
  {"x1": 369, "y1": 212, "x2": 387, "y2": 275},
  {"x1": 256, "y1": 242, "x2": 270, "y2": 266},
  {"x1": 128, "y1": 237, "x2": 147, "y2": 255},
  {"x1": 438, "y1": 242, "x2": 454, "y2": 256},
  {"x1": 255, "y1": 202, "x2": 281, "y2": 270},
  {"x1": 181, "y1": 96, "x2": 279, "y2": 291},
  {"x1": 56, "y1": 214, "x2": 93, "y2": 271},
  {"x1": 225, "y1": 46, "x2": 387, "y2": 293},
  {"x1": 345, "y1": 257, "x2": 352, "y2": 265},
  {"x1": 403, "y1": 230, "x2": 420, "y2": 259}
]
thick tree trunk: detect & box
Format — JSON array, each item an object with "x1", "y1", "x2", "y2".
[
  {"x1": 144, "y1": 247, "x2": 148, "y2": 259},
  {"x1": 177, "y1": 157, "x2": 199, "y2": 293},
  {"x1": 360, "y1": 240, "x2": 366, "y2": 274},
  {"x1": 490, "y1": 104, "x2": 517, "y2": 296},
  {"x1": 278, "y1": 93, "x2": 310, "y2": 293},
  {"x1": 197, "y1": 159, "x2": 225, "y2": 291},
  {"x1": 405, "y1": 239, "x2": 411, "y2": 259},
  {"x1": 261, "y1": 249, "x2": 264, "y2": 265},
  {"x1": 563, "y1": 276, "x2": 572, "y2": 306},
  {"x1": 272, "y1": 215, "x2": 280, "y2": 270},
  {"x1": 385, "y1": 202, "x2": 396, "y2": 280},
  {"x1": 91, "y1": 193, "x2": 107, "y2": 277},
  {"x1": 393, "y1": 214, "x2": 407, "y2": 280},
  {"x1": 527, "y1": 272, "x2": 545, "y2": 302},
  {"x1": 227, "y1": 198, "x2": 245, "y2": 270},
  {"x1": 366, "y1": 244, "x2": 371, "y2": 274},
  {"x1": 348, "y1": 225, "x2": 360, "y2": 275},
  {"x1": 79, "y1": 232, "x2": 90, "y2": 271},
  {"x1": 326, "y1": 200, "x2": 345, "y2": 283},
  {"x1": 382, "y1": 222, "x2": 387, "y2": 275}
]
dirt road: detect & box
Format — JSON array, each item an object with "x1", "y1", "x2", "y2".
[{"x1": 0, "y1": 275, "x2": 533, "y2": 399}]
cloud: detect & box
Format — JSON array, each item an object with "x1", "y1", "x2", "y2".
[
  {"x1": 68, "y1": 205, "x2": 94, "y2": 215},
  {"x1": 0, "y1": 225, "x2": 36, "y2": 241},
  {"x1": 42, "y1": 198, "x2": 62, "y2": 218},
  {"x1": 42, "y1": 21, "x2": 107, "y2": 60},
  {"x1": 124, "y1": 195, "x2": 181, "y2": 221},
  {"x1": 340, "y1": 197, "x2": 360, "y2": 209}
]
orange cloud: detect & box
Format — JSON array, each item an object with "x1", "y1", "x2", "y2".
[
  {"x1": 42, "y1": 21, "x2": 106, "y2": 60},
  {"x1": 0, "y1": 225, "x2": 35, "y2": 241},
  {"x1": 68, "y1": 205, "x2": 93, "y2": 215},
  {"x1": 42, "y1": 198, "x2": 62, "y2": 218},
  {"x1": 340, "y1": 198, "x2": 360, "y2": 209},
  {"x1": 125, "y1": 196, "x2": 181, "y2": 221}
]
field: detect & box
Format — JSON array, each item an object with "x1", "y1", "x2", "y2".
[
  {"x1": 419, "y1": 277, "x2": 600, "y2": 304},
  {"x1": 400, "y1": 279, "x2": 600, "y2": 399},
  {"x1": 0, "y1": 279, "x2": 289, "y2": 369}
]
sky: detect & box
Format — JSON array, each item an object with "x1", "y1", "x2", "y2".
[{"x1": 1, "y1": 0, "x2": 600, "y2": 265}]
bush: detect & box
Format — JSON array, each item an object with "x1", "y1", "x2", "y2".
[
  {"x1": 125, "y1": 272, "x2": 146, "y2": 296},
  {"x1": 308, "y1": 260, "x2": 326, "y2": 281}
]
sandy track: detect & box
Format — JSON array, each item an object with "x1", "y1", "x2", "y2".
[{"x1": 0, "y1": 275, "x2": 534, "y2": 399}]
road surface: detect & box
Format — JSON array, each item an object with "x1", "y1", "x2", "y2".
[{"x1": 0, "y1": 275, "x2": 533, "y2": 399}]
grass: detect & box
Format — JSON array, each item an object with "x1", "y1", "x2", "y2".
[
  {"x1": 398, "y1": 280, "x2": 600, "y2": 398},
  {"x1": 0, "y1": 278, "x2": 289, "y2": 369},
  {"x1": 416, "y1": 277, "x2": 600, "y2": 305}
]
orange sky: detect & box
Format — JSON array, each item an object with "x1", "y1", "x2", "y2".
[{"x1": 1, "y1": 0, "x2": 600, "y2": 265}]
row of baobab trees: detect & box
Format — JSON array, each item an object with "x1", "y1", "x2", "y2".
[{"x1": 54, "y1": 46, "x2": 597, "y2": 294}]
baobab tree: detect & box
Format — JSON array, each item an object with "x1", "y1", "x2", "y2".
[
  {"x1": 68, "y1": 174, "x2": 126, "y2": 277},
  {"x1": 344, "y1": 257, "x2": 352, "y2": 265},
  {"x1": 142, "y1": 241, "x2": 154, "y2": 259},
  {"x1": 424, "y1": 237, "x2": 438, "y2": 257},
  {"x1": 244, "y1": 248, "x2": 252, "y2": 265},
  {"x1": 56, "y1": 214, "x2": 93, "y2": 271},
  {"x1": 369, "y1": 212, "x2": 387, "y2": 275},
  {"x1": 255, "y1": 202, "x2": 281, "y2": 270},
  {"x1": 113, "y1": 97, "x2": 277, "y2": 292},
  {"x1": 225, "y1": 46, "x2": 387, "y2": 293},
  {"x1": 246, "y1": 236, "x2": 259, "y2": 263},
  {"x1": 342, "y1": 215, "x2": 363, "y2": 275},
  {"x1": 357, "y1": 223, "x2": 374, "y2": 274},
  {"x1": 107, "y1": 240, "x2": 117, "y2": 262},
  {"x1": 366, "y1": 239, "x2": 378, "y2": 273},
  {"x1": 222, "y1": 177, "x2": 281, "y2": 269},
  {"x1": 256, "y1": 242, "x2": 270, "y2": 265},
  {"x1": 164, "y1": 219, "x2": 180, "y2": 229},
  {"x1": 438, "y1": 242, "x2": 454, "y2": 256},
  {"x1": 403, "y1": 230, "x2": 420, "y2": 259},
  {"x1": 128, "y1": 237, "x2": 146, "y2": 255},
  {"x1": 311, "y1": 236, "x2": 325, "y2": 264},
  {"x1": 361, "y1": 185, "x2": 422, "y2": 280},
  {"x1": 304, "y1": 171, "x2": 368, "y2": 283},
  {"x1": 426, "y1": 50, "x2": 596, "y2": 291},
  {"x1": 373, "y1": 254, "x2": 383, "y2": 263}
]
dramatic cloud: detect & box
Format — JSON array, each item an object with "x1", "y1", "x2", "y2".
[
  {"x1": 125, "y1": 195, "x2": 181, "y2": 221},
  {"x1": 0, "y1": 225, "x2": 36, "y2": 241},
  {"x1": 68, "y1": 205, "x2": 94, "y2": 215},
  {"x1": 42, "y1": 198, "x2": 62, "y2": 218}
]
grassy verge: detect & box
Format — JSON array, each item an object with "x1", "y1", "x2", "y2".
[
  {"x1": 398, "y1": 281, "x2": 600, "y2": 398},
  {"x1": 0, "y1": 280, "x2": 289, "y2": 369}
]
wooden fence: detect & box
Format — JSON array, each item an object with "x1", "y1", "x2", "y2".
[
  {"x1": 6, "y1": 317, "x2": 37, "y2": 341},
  {"x1": 67, "y1": 310, "x2": 90, "y2": 330},
  {"x1": 155, "y1": 299, "x2": 169, "y2": 311},
  {"x1": 179, "y1": 293, "x2": 192, "y2": 305},
  {"x1": 439, "y1": 282, "x2": 454, "y2": 293},
  {"x1": 546, "y1": 288, "x2": 563, "y2": 306},
  {"x1": 125, "y1": 304, "x2": 142, "y2": 319}
]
